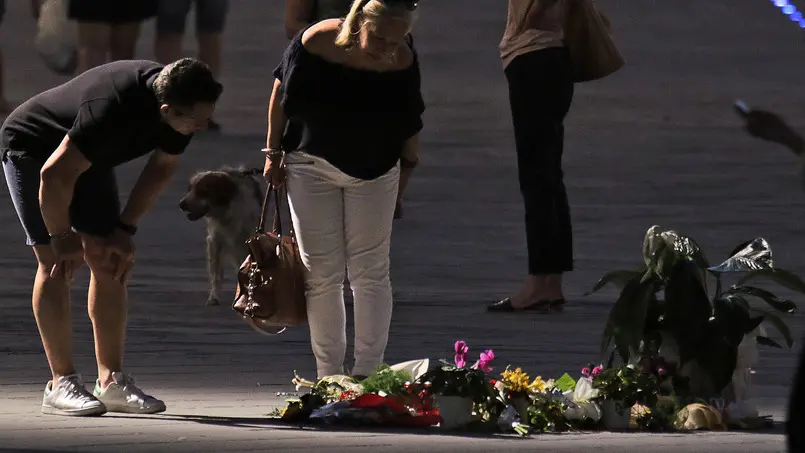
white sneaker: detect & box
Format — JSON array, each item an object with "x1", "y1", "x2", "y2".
[
  {"x1": 42, "y1": 374, "x2": 107, "y2": 417},
  {"x1": 93, "y1": 372, "x2": 166, "y2": 414}
]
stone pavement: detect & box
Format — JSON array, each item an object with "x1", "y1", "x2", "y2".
[{"x1": 0, "y1": 0, "x2": 803, "y2": 451}]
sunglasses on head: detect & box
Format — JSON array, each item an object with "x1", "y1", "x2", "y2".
[{"x1": 379, "y1": 0, "x2": 418, "y2": 11}]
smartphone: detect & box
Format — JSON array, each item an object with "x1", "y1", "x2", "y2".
[{"x1": 734, "y1": 100, "x2": 751, "y2": 117}]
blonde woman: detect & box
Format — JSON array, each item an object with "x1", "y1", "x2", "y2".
[
  {"x1": 488, "y1": 0, "x2": 575, "y2": 313},
  {"x1": 264, "y1": 0, "x2": 423, "y2": 379},
  {"x1": 283, "y1": 0, "x2": 413, "y2": 218}
]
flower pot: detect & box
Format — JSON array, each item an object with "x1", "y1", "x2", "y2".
[
  {"x1": 433, "y1": 395, "x2": 474, "y2": 429},
  {"x1": 601, "y1": 399, "x2": 631, "y2": 430}
]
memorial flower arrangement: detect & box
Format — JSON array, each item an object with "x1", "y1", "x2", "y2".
[
  {"x1": 271, "y1": 337, "x2": 779, "y2": 435},
  {"x1": 272, "y1": 227, "x2": 805, "y2": 434}
]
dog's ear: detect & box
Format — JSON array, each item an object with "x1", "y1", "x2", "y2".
[{"x1": 195, "y1": 173, "x2": 239, "y2": 207}]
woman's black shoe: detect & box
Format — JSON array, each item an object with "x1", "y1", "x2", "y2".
[
  {"x1": 549, "y1": 298, "x2": 566, "y2": 311},
  {"x1": 487, "y1": 298, "x2": 553, "y2": 312}
]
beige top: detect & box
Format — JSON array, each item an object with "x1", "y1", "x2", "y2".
[{"x1": 499, "y1": 0, "x2": 567, "y2": 69}]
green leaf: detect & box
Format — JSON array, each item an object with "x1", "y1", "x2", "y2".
[
  {"x1": 736, "y1": 268, "x2": 805, "y2": 296},
  {"x1": 663, "y1": 260, "x2": 712, "y2": 364},
  {"x1": 714, "y1": 273, "x2": 723, "y2": 299},
  {"x1": 642, "y1": 225, "x2": 664, "y2": 268},
  {"x1": 725, "y1": 285, "x2": 797, "y2": 313},
  {"x1": 750, "y1": 308, "x2": 795, "y2": 349},
  {"x1": 601, "y1": 276, "x2": 658, "y2": 363},
  {"x1": 694, "y1": 330, "x2": 738, "y2": 395},
  {"x1": 643, "y1": 226, "x2": 676, "y2": 280},
  {"x1": 553, "y1": 373, "x2": 577, "y2": 392},
  {"x1": 661, "y1": 230, "x2": 710, "y2": 271},
  {"x1": 712, "y1": 294, "x2": 755, "y2": 347},
  {"x1": 756, "y1": 336, "x2": 783, "y2": 349},
  {"x1": 708, "y1": 238, "x2": 773, "y2": 273},
  {"x1": 585, "y1": 268, "x2": 645, "y2": 296}
]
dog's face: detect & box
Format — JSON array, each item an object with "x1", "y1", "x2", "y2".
[{"x1": 178, "y1": 171, "x2": 239, "y2": 221}]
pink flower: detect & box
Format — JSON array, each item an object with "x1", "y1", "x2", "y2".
[
  {"x1": 581, "y1": 367, "x2": 591, "y2": 377},
  {"x1": 454, "y1": 341, "x2": 469, "y2": 368},
  {"x1": 592, "y1": 366, "x2": 603, "y2": 376},
  {"x1": 472, "y1": 349, "x2": 495, "y2": 372}
]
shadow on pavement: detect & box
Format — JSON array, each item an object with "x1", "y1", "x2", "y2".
[{"x1": 106, "y1": 413, "x2": 537, "y2": 439}]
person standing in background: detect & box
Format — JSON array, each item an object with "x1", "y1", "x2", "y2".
[
  {"x1": 64, "y1": 0, "x2": 158, "y2": 74},
  {"x1": 284, "y1": 0, "x2": 353, "y2": 39},
  {"x1": 488, "y1": 0, "x2": 575, "y2": 314},
  {"x1": 154, "y1": 0, "x2": 230, "y2": 131},
  {"x1": 734, "y1": 107, "x2": 805, "y2": 452}
]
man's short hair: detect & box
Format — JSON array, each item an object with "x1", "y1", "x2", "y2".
[{"x1": 153, "y1": 58, "x2": 223, "y2": 109}]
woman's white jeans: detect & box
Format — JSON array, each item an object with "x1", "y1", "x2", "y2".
[{"x1": 285, "y1": 151, "x2": 399, "y2": 378}]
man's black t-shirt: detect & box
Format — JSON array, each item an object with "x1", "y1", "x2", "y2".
[{"x1": 0, "y1": 60, "x2": 192, "y2": 167}]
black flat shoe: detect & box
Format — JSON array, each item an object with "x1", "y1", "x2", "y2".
[
  {"x1": 487, "y1": 298, "x2": 552, "y2": 312},
  {"x1": 549, "y1": 298, "x2": 566, "y2": 312}
]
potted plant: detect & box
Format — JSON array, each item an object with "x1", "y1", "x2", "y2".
[
  {"x1": 589, "y1": 364, "x2": 661, "y2": 430},
  {"x1": 415, "y1": 341, "x2": 498, "y2": 429},
  {"x1": 587, "y1": 226, "x2": 801, "y2": 400}
]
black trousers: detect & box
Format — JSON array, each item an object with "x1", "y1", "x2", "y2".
[
  {"x1": 505, "y1": 47, "x2": 575, "y2": 274},
  {"x1": 788, "y1": 338, "x2": 805, "y2": 451}
]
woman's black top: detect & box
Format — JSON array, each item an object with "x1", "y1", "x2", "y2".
[{"x1": 273, "y1": 30, "x2": 425, "y2": 180}]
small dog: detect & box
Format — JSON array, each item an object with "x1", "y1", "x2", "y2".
[{"x1": 179, "y1": 166, "x2": 264, "y2": 306}]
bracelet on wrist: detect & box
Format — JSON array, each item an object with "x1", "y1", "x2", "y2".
[
  {"x1": 49, "y1": 228, "x2": 75, "y2": 240},
  {"x1": 116, "y1": 219, "x2": 138, "y2": 236},
  {"x1": 262, "y1": 147, "x2": 285, "y2": 160}
]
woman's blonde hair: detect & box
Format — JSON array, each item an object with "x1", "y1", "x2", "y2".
[{"x1": 334, "y1": 0, "x2": 414, "y2": 48}]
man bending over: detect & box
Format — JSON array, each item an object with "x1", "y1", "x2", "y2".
[{"x1": 0, "y1": 58, "x2": 223, "y2": 416}]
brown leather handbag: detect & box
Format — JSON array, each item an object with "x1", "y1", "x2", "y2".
[
  {"x1": 563, "y1": 0, "x2": 625, "y2": 83},
  {"x1": 232, "y1": 184, "x2": 307, "y2": 336}
]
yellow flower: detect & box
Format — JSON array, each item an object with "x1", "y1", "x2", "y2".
[
  {"x1": 501, "y1": 367, "x2": 531, "y2": 393},
  {"x1": 529, "y1": 376, "x2": 548, "y2": 393}
]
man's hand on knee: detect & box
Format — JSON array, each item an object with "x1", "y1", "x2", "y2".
[
  {"x1": 83, "y1": 232, "x2": 135, "y2": 284},
  {"x1": 102, "y1": 229, "x2": 137, "y2": 284},
  {"x1": 49, "y1": 230, "x2": 84, "y2": 281}
]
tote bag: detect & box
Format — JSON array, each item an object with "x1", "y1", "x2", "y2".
[{"x1": 563, "y1": 0, "x2": 625, "y2": 83}]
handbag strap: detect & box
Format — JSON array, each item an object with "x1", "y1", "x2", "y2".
[
  {"x1": 256, "y1": 184, "x2": 273, "y2": 234},
  {"x1": 256, "y1": 183, "x2": 296, "y2": 239}
]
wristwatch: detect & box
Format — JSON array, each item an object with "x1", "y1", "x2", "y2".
[
  {"x1": 116, "y1": 219, "x2": 138, "y2": 236},
  {"x1": 49, "y1": 228, "x2": 76, "y2": 240}
]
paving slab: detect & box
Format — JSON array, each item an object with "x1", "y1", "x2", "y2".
[{"x1": 0, "y1": 0, "x2": 803, "y2": 451}]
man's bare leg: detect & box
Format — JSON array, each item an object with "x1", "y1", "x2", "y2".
[
  {"x1": 154, "y1": 31, "x2": 183, "y2": 65},
  {"x1": 109, "y1": 22, "x2": 142, "y2": 62},
  {"x1": 32, "y1": 245, "x2": 75, "y2": 383},
  {"x1": 33, "y1": 244, "x2": 104, "y2": 416},
  {"x1": 75, "y1": 22, "x2": 112, "y2": 74},
  {"x1": 83, "y1": 237, "x2": 126, "y2": 388},
  {"x1": 83, "y1": 236, "x2": 166, "y2": 414},
  {"x1": 197, "y1": 32, "x2": 222, "y2": 78}
]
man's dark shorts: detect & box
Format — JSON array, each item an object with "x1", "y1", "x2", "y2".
[
  {"x1": 1, "y1": 152, "x2": 120, "y2": 246},
  {"x1": 157, "y1": 0, "x2": 229, "y2": 34}
]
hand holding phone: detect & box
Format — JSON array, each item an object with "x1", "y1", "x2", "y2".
[
  {"x1": 734, "y1": 100, "x2": 751, "y2": 118},
  {"x1": 735, "y1": 102, "x2": 803, "y2": 154}
]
